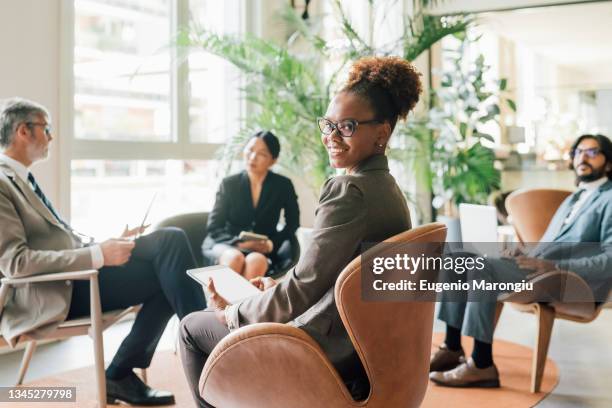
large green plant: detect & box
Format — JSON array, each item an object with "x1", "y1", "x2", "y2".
[
  {"x1": 178, "y1": 31, "x2": 331, "y2": 192},
  {"x1": 427, "y1": 35, "x2": 516, "y2": 214},
  {"x1": 177, "y1": 0, "x2": 470, "y2": 194}
]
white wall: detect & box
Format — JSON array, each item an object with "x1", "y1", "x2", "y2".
[
  {"x1": 596, "y1": 90, "x2": 612, "y2": 136},
  {"x1": 0, "y1": 0, "x2": 65, "y2": 212}
]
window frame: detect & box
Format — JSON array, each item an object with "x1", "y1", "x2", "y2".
[{"x1": 59, "y1": 0, "x2": 248, "y2": 217}]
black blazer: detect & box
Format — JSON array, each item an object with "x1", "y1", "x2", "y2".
[{"x1": 203, "y1": 170, "x2": 300, "y2": 255}]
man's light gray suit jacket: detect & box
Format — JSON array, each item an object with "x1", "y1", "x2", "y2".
[
  {"x1": 536, "y1": 180, "x2": 612, "y2": 281},
  {"x1": 0, "y1": 162, "x2": 92, "y2": 346}
]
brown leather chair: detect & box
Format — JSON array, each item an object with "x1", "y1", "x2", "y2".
[
  {"x1": 502, "y1": 188, "x2": 611, "y2": 393},
  {"x1": 505, "y1": 188, "x2": 571, "y2": 242},
  {"x1": 197, "y1": 223, "x2": 447, "y2": 408}
]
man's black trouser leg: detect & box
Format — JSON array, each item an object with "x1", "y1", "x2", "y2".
[{"x1": 67, "y1": 227, "x2": 206, "y2": 371}]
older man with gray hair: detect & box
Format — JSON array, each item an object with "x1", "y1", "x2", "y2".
[{"x1": 0, "y1": 98, "x2": 206, "y2": 406}]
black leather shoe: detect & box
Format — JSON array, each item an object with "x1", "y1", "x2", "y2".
[{"x1": 106, "y1": 372, "x2": 175, "y2": 406}]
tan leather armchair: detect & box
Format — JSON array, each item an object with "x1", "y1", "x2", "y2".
[
  {"x1": 506, "y1": 188, "x2": 571, "y2": 242},
  {"x1": 197, "y1": 223, "x2": 447, "y2": 408},
  {"x1": 503, "y1": 188, "x2": 611, "y2": 393}
]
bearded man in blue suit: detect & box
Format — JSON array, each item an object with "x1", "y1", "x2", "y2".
[{"x1": 430, "y1": 134, "x2": 612, "y2": 388}]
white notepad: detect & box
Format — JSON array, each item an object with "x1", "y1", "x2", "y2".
[{"x1": 187, "y1": 265, "x2": 261, "y2": 303}]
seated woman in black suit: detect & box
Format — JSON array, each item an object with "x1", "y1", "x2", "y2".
[{"x1": 202, "y1": 131, "x2": 300, "y2": 279}]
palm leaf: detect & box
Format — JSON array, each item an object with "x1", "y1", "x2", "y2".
[{"x1": 177, "y1": 1, "x2": 473, "y2": 195}]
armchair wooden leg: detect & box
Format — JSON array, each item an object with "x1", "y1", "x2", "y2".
[
  {"x1": 16, "y1": 341, "x2": 37, "y2": 385},
  {"x1": 531, "y1": 303, "x2": 555, "y2": 393},
  {"x1": 90, "y1": 275, "x2": 107, "y2": 408}
]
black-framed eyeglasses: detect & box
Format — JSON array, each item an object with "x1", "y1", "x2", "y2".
[
  {"x1": 571, "y1": 147, "x2": 601, "y2": 159},
  {"x1": 26, "y1": 122, "x2": 52, "y2": 137},
  {"x1": 317, "y1": 117, "x2": 382, "y2": 138}
]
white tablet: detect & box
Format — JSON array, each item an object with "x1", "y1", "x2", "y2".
[{"x1": 187, "y1": 265, "x2": 261, "y2": 303}]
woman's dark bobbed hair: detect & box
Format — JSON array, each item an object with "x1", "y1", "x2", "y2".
[{"x1": 251, "y1": 130, "x2": 280, "y2": 159}]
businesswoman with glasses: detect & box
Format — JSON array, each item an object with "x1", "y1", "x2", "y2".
[
  {"x1": 202, "y1": 130, "x2": 300, "y2": 280},
  {"x1": 180, "y1": 56, "x2": 422, "y2": 407}
]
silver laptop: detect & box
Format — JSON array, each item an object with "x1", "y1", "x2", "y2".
[{"x1": 459, "y1": 203, "x2": 500, "y2": 257}]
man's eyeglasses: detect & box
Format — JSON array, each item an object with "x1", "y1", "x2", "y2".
[
  {"x1": 571, "y1": 147, "x2": 601, "y2": 159},
  {"x1": 26, "y1": 122, "x2": 52, "y2": 137},
  {"x1": 317, "y1": 117, "x2": 382, "y2": 138}
]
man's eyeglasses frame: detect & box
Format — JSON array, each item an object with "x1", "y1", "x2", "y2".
[{"x1": 26, "y1": 122, "x2": 52, "y2": 137}]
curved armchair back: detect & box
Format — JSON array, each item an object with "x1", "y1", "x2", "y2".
[
  {"x1": 335, "y1": 223, "x2": 447, "y2": 408},
  {"x1": 199, "y1": 223, "x2": 446, "y2": 408},
  {"x1": 506, "y1": 189, "x2": 571, "y2": 242},
  {"x1": 154, "y1": 212, "x2": 209, "y2": 266}
]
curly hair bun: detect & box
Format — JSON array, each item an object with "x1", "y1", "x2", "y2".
[{"x1": 343, "y1": 56, "x2": 422, "y2": 125}]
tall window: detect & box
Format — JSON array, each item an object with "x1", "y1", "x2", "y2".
[{"x1": 71, "y1": 0, "x2": 243, "y2": 239}]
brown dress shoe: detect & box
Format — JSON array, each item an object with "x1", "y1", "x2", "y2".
[
  {"x1": 429, "y1": 357, "x2": 500, "y2": 388},
  {"x1": 430, "y1": 343, "x2": 465, "y2": 372}
]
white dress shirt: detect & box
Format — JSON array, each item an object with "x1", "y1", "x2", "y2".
[{"x1": 0, "y1": 153, "x2": 104, "y2": 269}]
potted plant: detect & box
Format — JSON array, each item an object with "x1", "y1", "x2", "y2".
[
  {"x1": 425, "y1": 34, "x2": 516, "y2": 240},
  {"x1": 176, "y1": 0, "x2": 471, "y2": 208}
]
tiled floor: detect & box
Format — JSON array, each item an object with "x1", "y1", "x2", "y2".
[{"x1": 1, "y1": 308, "x2": 611, "y2": 407}]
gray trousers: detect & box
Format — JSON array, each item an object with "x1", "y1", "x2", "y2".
[
  {"x1": 437, "y1": 257, "x2": 526, "y2": 343},
  {"x1": 179, "y1": 310, "x2": 229, "y2": 408}
]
